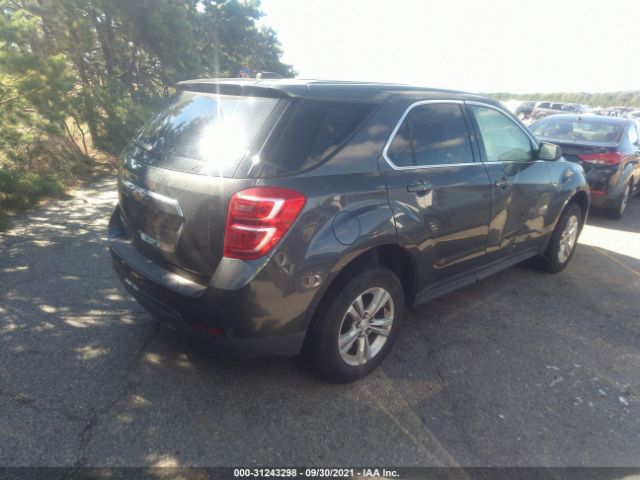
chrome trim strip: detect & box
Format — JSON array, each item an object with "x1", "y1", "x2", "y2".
[
  {"x1": 383, "y1": 161, "x2": 483, "y2": 170},
  {"x1": 381, "y1": 99, "x2": 542, "y2": 171},
  {"x1": 122, "y1": 180, "x2": 184, "y2": 218},
  {"x1": 381, "y1": 100, "x2": 475, "y2": 171}
]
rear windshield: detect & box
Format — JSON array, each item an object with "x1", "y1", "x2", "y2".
[
  {"x1": 250, "y1": 99, "x2": 376, "y2": 177},
  {"x1": 129, "y1": 91, "x2": 278, "y2": 176},
  {"x1": 530, "y1": 117, "x2": 623, "y2": 142}
]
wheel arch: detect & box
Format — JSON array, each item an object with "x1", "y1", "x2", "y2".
[
  {"x1": 303, "y1": 243, "x2": 418, "y2": 341},
  {"x1": 570, "y1": 189, "x2": 589, "y2": 229},
  {"x1": 329, "y1": 244, "x2": 418, "y2": 306}
]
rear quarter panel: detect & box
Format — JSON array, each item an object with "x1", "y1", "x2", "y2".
[{"x1": 207, "y1": 101, "x2": 401, "y2": 336}]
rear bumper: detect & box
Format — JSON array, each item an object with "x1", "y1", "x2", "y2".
[
  {"x1": 108, "y1": 207, "x2": 307, "y2": 357},
  {"x1": 588, "y1": 191, "x2": 617, "y2": 208}
]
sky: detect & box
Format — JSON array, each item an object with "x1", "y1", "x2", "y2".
[{"x1": 260, "y1": 0, "x2": 640, "y2": 94}]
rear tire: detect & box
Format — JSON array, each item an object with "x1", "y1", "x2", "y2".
[
  {"x1": 305, "y1": 267, "x2": 405, "y2": 383},
  {"x1": 606, "y1": 182, "x2": 631, "y2": 220},
  {"x1": 541, "y1": 202, "x2": 582, "y2": 273}
]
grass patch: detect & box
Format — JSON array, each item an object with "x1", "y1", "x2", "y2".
[{"x1": 0, "y1": 170, "x2": 65, "y2": 231}]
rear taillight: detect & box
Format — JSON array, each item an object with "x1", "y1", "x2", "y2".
[
  {"x1": 223, "y1": 187, "x2": 306, "y2": 260},
  {"x1": 578, "y1": 152, "x2": 623, "y2": 165}
]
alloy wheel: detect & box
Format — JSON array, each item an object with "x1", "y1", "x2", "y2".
[
  {"x1": 557, "y1": 214, "x2": 579, "y2": 263},
  {"x1": 338, "y1": 287, "x2": 394, "y2": 366},
  {"x1": 619, "y1": 184, "x2": 630, "y2": 216}
]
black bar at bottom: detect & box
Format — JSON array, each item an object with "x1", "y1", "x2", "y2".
[{"x1": 0, "y1": 467, "x2": 639, "y2": 480}]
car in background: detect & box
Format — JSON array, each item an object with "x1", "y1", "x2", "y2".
[
  {"x1": 530, "y1": 114, "x2": 640, "y2": 219},
  {"x1": 515, "y1": 101, "x2": 536, "y2": 120},
  {"x1": 592, "y1": 107, "x2": 640, "y2": 118},
  {"x1": 531, "y1": 102, "x2": 588, "y2": 120}
]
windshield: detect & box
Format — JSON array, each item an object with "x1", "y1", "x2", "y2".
[
  {"x1": 129, "y1": 91, "x2": 279, "y2": 176},
  {"x1": 530, "y1": 117, "x2": 623, "y2": 142}
]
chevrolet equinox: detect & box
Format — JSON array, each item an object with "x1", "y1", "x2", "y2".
[{"x1": 108, "y1": 79, "x2": 590, "y2": 382}]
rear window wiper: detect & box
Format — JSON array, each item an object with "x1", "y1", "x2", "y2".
[{"x1": 133, "y1": 139, "x2": 154, "y2": 152}]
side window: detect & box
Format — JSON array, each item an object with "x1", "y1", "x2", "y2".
[
  {"x1": 386, "y1": 121, "x2": 413, "y2": 167},
  {"x1": 471, "y1": 106, "x2": 535, "y2": 162},
  {"x1": 386, "y1": 103, "x2": 473, "y2": 167},
  {"x1": 408, "y1": 104, "x2": 474, "y2": 166},
  {"x1": 627, "y1": 123, "x2": 639, "y2": 145}
]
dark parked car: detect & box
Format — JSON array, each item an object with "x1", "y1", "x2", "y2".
[
  {"x1": 530, "y1": 114, "x2": 640, "y2": 218},
  {"x1": 109, "y1": 79, "x2": 589, "y2": 382}
]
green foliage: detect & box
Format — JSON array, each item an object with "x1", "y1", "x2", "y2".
[
  {"x1": 492, "y1": 91, "x2": 640, "y2": 109},
  {"x1": 0, "y1": 170, "x2": 63, "y2": 227},
  {"x1": 0, "y1": 0, "x2": 293, "y2": 227},
  {"x1": 0, "y1": 170, "x2": 63, "y2": 209}
]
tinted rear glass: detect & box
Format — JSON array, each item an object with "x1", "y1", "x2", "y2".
[
  {"x1": 530, "y1": 117, "x2": 623, "y2": 142},
  {"x1": 386, "y1": 121, "x2": 413, "y2": 167},
  {"x1": 128, "y1": 91, "x2": 278, "y2": 176},
  {"x1": 386, "y1": 103, "x2": 473, "y2": 167},
  {"x1": 251, "y1": 99, "x2": 376, "y2": 177},
  {"x1": 408, "y1": 104, "x2": 473, "y2": 166}
]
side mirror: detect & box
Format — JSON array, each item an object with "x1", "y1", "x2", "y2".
[{"x1": 539, "y1": 142, "x2": 562, "y2": 161}]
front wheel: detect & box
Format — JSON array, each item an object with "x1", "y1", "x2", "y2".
[
  {"x1": 541, "y1": 202, "x2": 582, "y2": 273},
  {"x1": 306, "y1": 267, "x2": 405, "y2": 382}
]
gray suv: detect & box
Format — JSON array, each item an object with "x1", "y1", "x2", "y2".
[
  {"x1": 531, "y1": 102, "x2": 587, "y2": 120},
  {"x1": 108, "y1": 79, "x2": 590, "y2": 382}
]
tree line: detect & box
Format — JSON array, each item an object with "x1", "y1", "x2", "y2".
[
  {"x1": 492, "y1": 91, "x2": 640, "y2": 109},
  {"x1": 0, "y1": 0, "x2": 293, "y2": 226}
]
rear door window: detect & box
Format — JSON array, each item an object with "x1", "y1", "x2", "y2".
[
  {"x1": 129, "y1": 91, "x2": 279, "y2": 177},
  {"x1": 385, "y1": 103, "x2": 474, "y2": 168},
  {"x1": 386, "y1": 121, "x2": 413, "y2": 167}
]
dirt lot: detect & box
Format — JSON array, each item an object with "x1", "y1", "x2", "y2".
[{"x1": 1, "y1": 177, "x2": 639, "y2": 467}]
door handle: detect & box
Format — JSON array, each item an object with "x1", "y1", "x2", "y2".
[
  {"x1": 407, "y1": 181, "x2": 433, "y2": 194},
  {"x1": 495, "y1": 177, "x2": 512, "y2": 190}
]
